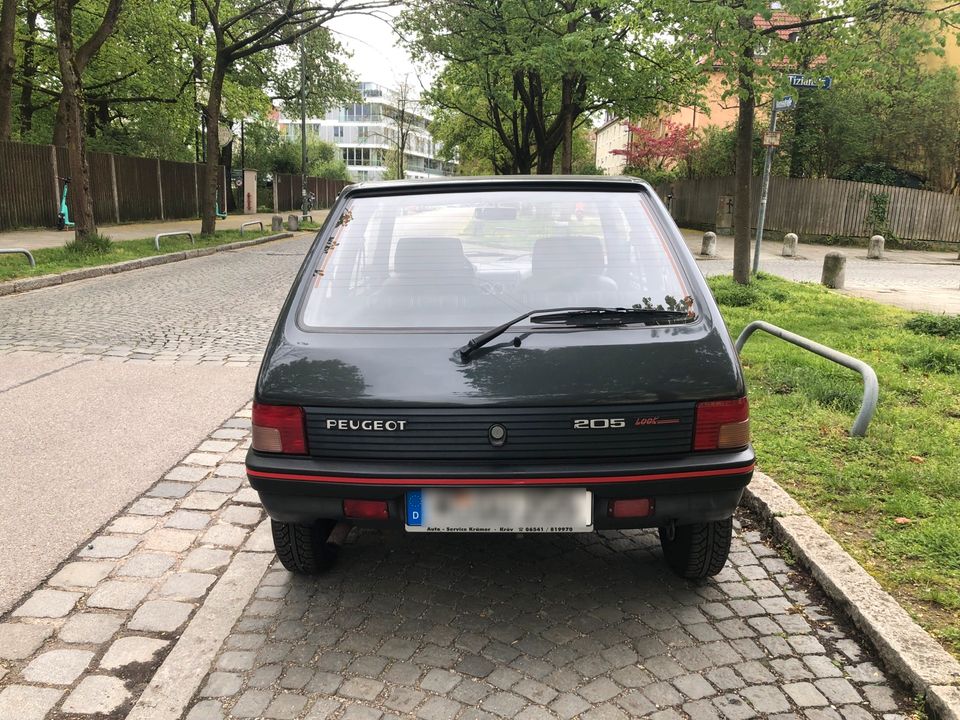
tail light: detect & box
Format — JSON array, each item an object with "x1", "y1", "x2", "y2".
[
  {"x1": 343, "y1": 499, "x2": 389, "y2": 520},
  {"x1": 252, "y1": 403, "x2": 307, "y2": 454},
  {"x1": 694, "y1": 397, "x2": 750, "y2": 451},
  {"x1": 608, "y1": 499, "x2": 654, "y2": 518}
]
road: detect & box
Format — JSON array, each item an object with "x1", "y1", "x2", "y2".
[{"x1": 0, "y1": 236, "x2": 313, "y2": 615}]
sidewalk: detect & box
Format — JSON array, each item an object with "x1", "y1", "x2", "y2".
[
  {"x1": 0, "y1": 212, "x2": 315, "y2": 251},
  {"x1": 681, "y1": 229, "x2": 960, "y2": 315}
]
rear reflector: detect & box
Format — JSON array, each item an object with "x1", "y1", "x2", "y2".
[
  {"x1": 343, "y1": 499, "x2": 389, "y2": 520},
  {"x1": 252, "y1": 403, "x2": 307, "y2": 454},
  {"x1": 694, "y1": 397, "x2": 750, "y2": 451},
  {"x1": 608, "y1": 499, "x2": 654, "y2": 518}
]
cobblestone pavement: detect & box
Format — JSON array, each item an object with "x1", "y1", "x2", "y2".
[
  {"x1": 0, "y1": 235, "x2": 313, "y2": 365},
  {"x1": 0, "y1": 403, "x2": 914, "y2": 720}
]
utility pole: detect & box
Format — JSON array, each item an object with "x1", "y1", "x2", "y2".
[
  {"x1": 753, "y1": 95, "x2": 793, "y2": 274},
  {"x1": 299, "y1": 34, "x2": 308, "y2": 216}
]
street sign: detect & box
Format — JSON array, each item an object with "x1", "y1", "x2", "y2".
[
  {"x1": 788, "y1": 74, "x2": 832, "y2": 90},
  {"x1": 762, "y1": 131, "x2": 781, "y2": 148},
  {"x1": 775, "y1": 96, "x2": 795, "y2": 111}
]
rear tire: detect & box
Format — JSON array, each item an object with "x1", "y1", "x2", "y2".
[
  {"x1": 659, "y1": 517, "x2": 733, "y2": 579},
  {"x1": 271, "y1": 519, "x2": 338, "y2": 574}
]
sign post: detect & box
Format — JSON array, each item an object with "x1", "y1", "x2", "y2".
[{"x1": 752, "y1": 78, "x2": 831, "y2": 275}]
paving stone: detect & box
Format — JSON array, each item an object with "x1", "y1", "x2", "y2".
[
  {"x1": 265, "y1": 693, "x2": 309, "y2": 719},
  {"x1": 183, "y1": 547, "x2": 233, "y2": 571},
  {"x1": 741, "y1": 685, "x2": 790, "y2": 713},
  {"x1": 481, "y1": 691, "x2": 526, "y2": 717},
  {"x1": 714, "y1": 694, "x2": 757, "y2": 720},
  {"x1": 201, "y1": 672, "x2": 243, "y2": 698},
  {"x1": 215, "y1": 462, "x2": 247, "y2": 477},
  {"x1": 129, "y1": 497, "x2": 177, "y2": 516},
  {"x1": 87, "y1": 579, "x2": 151, "y2": 609},
  {"x1": 202, "y1": 523, "x2": 248, "y2": 547},
  {"x1": 187, "y1": 699, "x2": 224, "y2": 720},
  {"x1": 341, "y1": 677, "x2": 385, "y2": 700},
  {"x1": 0, "y1": 685, "x2": 64, "y2": 720},
  {"x1": 458, "y1": 653, "x2": 497, "y2": 677},
  {"x1": 243, "y1": 520, "x2": 273, "y2": 551},
  {"x1": 159, "y1": 571, "x2": 217, "y2": 599},
  {"x1": 862, "y1": 685, "x2": 898, "y2": 713},
  {"x1": 59, "y1": 612, "x2": 124, "y2": 644},
  {"x1": 62, "y1": 675, "x2": 130, "y2": 714},
  {"x1": 107, "y1": 515, "x2": 158, "y2": 534},
  {"x1": 221, "y1": 505, "x2": 263, "y2": 525},
  {"x1": 217, "y1": 650, "x2": 257, "y2": 671},
  {"x1": 0, "y1": 622, "x2": 54, "y2": 659},
  {"x1": 199, "y1": 439, "x2": 237, "y2": 453},
  {"x1": 117, "y1": 551, "x2": 176, "y2": 577},
  {"x1": 143, "y1": 528, "x2": 197, "y2": 552},
  {"x1": 234, "y1": 487, "x2": 261, "y2": 505},
  {"x1": 197, "y1": 476, "x2": 243, "y2": 493},
  {"x1": 22, "y1": 648, "x2": 94, "y2": 684},
  {"x1": 804, "y1": 654, "x2": 844, "y2": 679},
  {"x1": 342, "y1": 706, "x2": 383, "y2": 720},
  {"x1": 13, "y1": 588, "x2": 81, "y2": 618},
  {"x1": 184, "y1": 452, "x2": 222, "y2": 466},
  {"x1": 128, "y1": 599, "x2": 193, "y2": 632},
  {"x1": 783, "y1": 682, "x2": 829, "y2": 707},
  {"x1": 100, "y1": 635, "x2": 169, "y2": 669},
  {"x1": 673, "y1": 673, "x2": 716, "y2": 700},
  {"x1": 148, "y1": 481, "x2": 193, "y2": 498},
  {"x1": 49, "y1": 560, "x2": 115, "y2": 588},
  {"x1": 182, "y1": 491, "x2": 230, "y2": 510},
  {"x1": 513, "y1": 678, "x2": 558, "y2": 705},
  {"x1": 422, "y1": 668, "x2": 462, "y2": 693},
  {"x1": 815, "y1": 678, "x2": 861, "y2": 705},
  {"x1": 165, "y1": 465, "x2": 210, "y2": 482},
  {"x1": 232, "y1": 690, "x2": 273, "y2": 718},
  {"x1": 305, "y1": 698, "x2": 342, "y2": 719},
  {"x1": 80, "y1": 534, "x2": 140, "y2": 558},
  {"x1": 166, "y1": 510, "x2": 212, "y2": 530}
]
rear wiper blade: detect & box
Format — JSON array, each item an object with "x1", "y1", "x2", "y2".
[
  {"x1": 455, "y1": 306, "x2": 602, "y2": 363},
  {"x1": 530, "y1": 308, "x2": 691, "y2": 327}
]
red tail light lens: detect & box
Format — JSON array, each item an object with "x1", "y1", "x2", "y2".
[
  {"x1": 343, "y1": 499, "x2": 389, "y2": 520},
  {"x1": 252, "y1": 403, "x2": 307, "y2": 454},
  {"x1": 694, "y1": 397, "x2": 750, "y2": 451},
  {"x1": 608, "y1": 499, "x2": 654, "y2": 518}
]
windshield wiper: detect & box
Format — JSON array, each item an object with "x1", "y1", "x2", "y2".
[{"x1": 455, "y1": 306, "x2": 691, "y2": 363}]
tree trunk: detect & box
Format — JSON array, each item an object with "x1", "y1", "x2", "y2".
[
  {"x1": 560, "y1": 78, "x2": 574, "y2": 174},
  {"x1": 19, "y1": 5, "x2": 37, "y2": 137},
  {"x1": 732, "y1": 47, "x2": 755, "y2": 285},
  {"x1": 201, "y1": 62, "x2": 226, "y2": 236},
  {"x1": 0, "y1": 0, "x2": 17, "y2": 141},
  {"x1": 53, "y1": 0, "x2": 97, "y2": 242},
  {"x1": 52, "y1": 92, "x2": 69, "y2": 146}
]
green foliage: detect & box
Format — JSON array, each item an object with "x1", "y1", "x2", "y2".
[
  {"x1": 905, "y1": 314, "x2": 960, "y2": 339},
  {"x1": 65, "y1": 233, "x2": 112, "y2": 255},
  {"x1": 709, "y1": 273, "x2": 960, "y2": 656},
  {"x1": 865, "y1": 192, "x2": 890, "y2": 236}
]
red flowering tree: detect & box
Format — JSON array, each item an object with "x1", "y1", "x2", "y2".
[{"x1": 611, "y1": 120, "x2": 699, "y2": 172}]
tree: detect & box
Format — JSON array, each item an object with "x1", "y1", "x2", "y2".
[
  {"x1": 377, "y1": 76, "x2": 416, "y2": 180},
  {"x1": 611, "y1": 120, "x2": 699, "y2": 174},
  {"x1": 401, "y1": 0, "x2": 700, "y2": 175},
  {"x1": 53, "y1": 0, "x2": 122, "y2": 247},
  {"x1": 0, "y1": 0, "x2": 16, "y2": 140},
  {"x1": 196, "y1": 0, "x2": 392, "y2": 236}
]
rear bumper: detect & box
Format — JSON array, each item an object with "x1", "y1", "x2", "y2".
[{"x1": 246, "y1": 448, "x2": 754, "y2": 529}]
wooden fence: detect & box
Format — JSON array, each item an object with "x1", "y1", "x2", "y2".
[
  {"x1": 0, "y1": 140, "x2": 226, "y2": 231},
  {"x1": 654, "y1": 176, "x2": 960, "y2": 243},
  {"x1": 273, "y1": 174, "x2": 351, "y2": 213}
]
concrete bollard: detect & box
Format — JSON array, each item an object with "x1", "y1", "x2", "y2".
[
  {"x1": 271, "y1": 215, "x2": 283, "y2": 232},
  {"x1": 868, "y1": 234, "x2": 885, "y2": 259},
  {"x1": 782, "y1": 233, "x2": 798, "y2": 257},
  {"x1": 287, "y1": 214, "x2": 300, "y2": 232},
  {"x1": 821, "y1": 251, "x2": 847, "y2": 289},
  {"x1": 700, "y1": 232, "x2": 717, "y2": 257}
]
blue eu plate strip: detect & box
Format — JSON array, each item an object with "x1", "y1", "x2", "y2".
[{"x1": 406, "y1": 490, "x2": 423, "y2": 526}]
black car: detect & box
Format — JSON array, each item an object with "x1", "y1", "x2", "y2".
[{"x1": 247, "y1": 176, "x2": 753, "y2": 579}]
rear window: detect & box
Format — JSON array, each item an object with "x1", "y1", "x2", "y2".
[{"x1": 300, "y1": 189, "x2": 694, "y2": 329}]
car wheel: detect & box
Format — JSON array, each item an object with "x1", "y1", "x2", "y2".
[
  {"x1": 658, "y1": 517, "x2": 733, "y2": 579},
  {"x1": 271, "y1": 519, "x2": 339, "y2": 574}
]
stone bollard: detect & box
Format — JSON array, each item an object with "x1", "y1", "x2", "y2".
[
  {"x1": 287, "y1": 214, "x2": 300, "y2": 232},
  {"x1": 700, "y1": 232, "x2": 717, "y2": 257},
  {"x1": 271, "y1": 215, "x2": 283, "y2": 232},
  {"x1": 782, "y1": 233, "x2": 798, "y2": 257},
  {"x1": 868, "y1": 234, "x2": 885, "y2": 259},
  {"x1": 821, "y1": 251, "x2": 847, "y2": 289}
]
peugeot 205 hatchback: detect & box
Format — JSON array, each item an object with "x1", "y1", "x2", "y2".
[{"x1": 247, "y1": 176, "x2": 754, "y2": 579}]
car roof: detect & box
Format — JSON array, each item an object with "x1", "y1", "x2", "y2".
[{"x1": 340, "y1": 175, "x2": 655, "y2": 199}]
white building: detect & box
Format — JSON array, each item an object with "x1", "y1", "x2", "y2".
[{"x1": 277, "y1": 82, "x2": 457, "y2": 181}]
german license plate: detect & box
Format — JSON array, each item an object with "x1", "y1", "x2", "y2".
[{"x1": 405, "y1": 488, "x2": 592, "y2": 533}]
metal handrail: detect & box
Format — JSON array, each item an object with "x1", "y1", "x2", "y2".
[
  {"x1": 0, "y1": 248, "x2": 36, "y2": 267},
  {"x1": 240, "y1": 220, "x2": 263, "y2": 235},
  {"x1": 154, "y1": 231, "x2": 194, "y2": 251},
  {"x1": 735, "y1": 320, "x2": 879, "y2": 437}
]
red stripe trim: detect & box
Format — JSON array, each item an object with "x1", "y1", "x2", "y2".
[{"x1": 246, "y1": 464, "x2": 754, "y2": 487}]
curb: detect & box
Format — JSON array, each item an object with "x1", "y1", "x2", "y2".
[
  {"x1": 0, "y1": 231, "x2": 296, "y2": 298},
  {"x1": 743, "y1": 471, "x2": 960, "y2": 719}
]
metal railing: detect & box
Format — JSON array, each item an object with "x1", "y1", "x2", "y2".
[
  {"x1": 735, "y1": 320, "x2": 879, "y2": 437},
  {"x1": 0, "y1": 248, "x2": 36, "y2": 267},
  {"x1": 240, "y1": 220, "x2": 263, "y2": 235},
  {"x1": 154, "y1": 231, "x2": 194, "y2": 251}
]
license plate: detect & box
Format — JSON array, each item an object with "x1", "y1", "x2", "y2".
[{"x1": 405, "y1": 488, "x2": 593, "y2": 533}]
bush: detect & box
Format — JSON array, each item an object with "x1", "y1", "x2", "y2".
[
  {"x1": 65, "y1": 233, "x2": 112, "y2": 254},
  {"x1": 905, "y1": 313, "x2": 960, "y2": 339}
]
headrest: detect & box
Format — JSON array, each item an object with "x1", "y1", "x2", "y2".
[
  {"x1": 532, "y1": 235, "x2": 606, "y2": 276},
  {"x1": 393, "y1": 236, "x2": 474, "y2": 278}
]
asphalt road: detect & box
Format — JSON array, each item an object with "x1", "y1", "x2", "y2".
[{"x1": 0, "y1": 236, "x2": 314, "y2": 614}]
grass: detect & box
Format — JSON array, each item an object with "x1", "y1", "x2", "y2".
[
  {"x1": 0, "y1": 228, "x2": 274, "y2": 283},
  {"x1": 709, "y1": 273, "x2": 960, "y2": 658}
]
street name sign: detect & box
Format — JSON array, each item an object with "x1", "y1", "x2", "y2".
[{"x1": 788, "y1": 74, "x2": 833, "y2": 90}]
